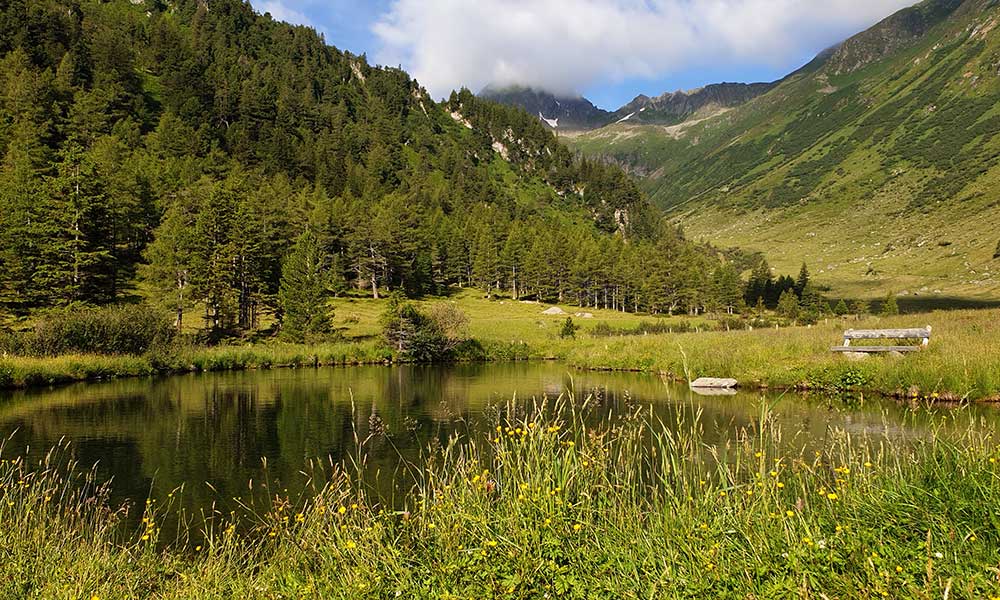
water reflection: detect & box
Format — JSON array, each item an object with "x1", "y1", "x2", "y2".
[{"x1": 0, "y1": 362, "x2": 992, "y2": 530}]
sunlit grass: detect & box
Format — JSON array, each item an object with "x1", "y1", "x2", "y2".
[
  {"x1": 2, "y1": 397, "x2": 1000, "y2": 598},
  {"x1": 3, "y1": 291, "x2": 1000, "y2": 401},
  {"x1": 566, "y1": 308, "x2": 1000, "y2": 400}
]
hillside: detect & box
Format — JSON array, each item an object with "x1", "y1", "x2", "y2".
[
  {"x1": 570, "y1": 0, "x2": 1000, "y2": 302},
  {"x1": 606, "y1": 82, "x2": 775, "y2": 127},
  {"x1": 0, "y1": 0, "x2": 746, "y2": 337},
  {"x1": 479, "y1": 85, "x2": 611, "y2": 131}
]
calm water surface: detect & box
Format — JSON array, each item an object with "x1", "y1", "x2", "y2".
[{"x1": 0, "y1": 362, "x2": 993, "y2": 531}]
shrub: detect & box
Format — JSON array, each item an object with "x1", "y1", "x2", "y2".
[
  {"x1": 559, "y1": 317, "x2": 579, "y2": 339},
  {"x1": 381, "y1": 295, "x2": 470, "y2": 362},
  {"x1": 4, "y1": 305, "x2": 175, "y2": 357},
  {"x1": 776, "y1": 289, "x2": 800, "y2": 320},
  {"x1": 881, "y1": 293, "x2": 900, "y2": 317}
]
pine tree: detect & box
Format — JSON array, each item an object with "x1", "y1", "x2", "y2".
[
  {"x1": 279, "y1": 229, "x2": 332, "y2": 342},
  {"x1": 745, "y1": 260, "x2": 773, "y2": 307},
  {"x1": 471, "y1": 228, "x2": 499, "y2": 295},
  {"x1": 833, "y1": 299, "x2": 849, "y2": 316},
  {"x1": 499, "y1": 227, "x2": 525, "y2": 299},
  {"x1": 711, "y1": 263, "x2": 743, "y2": 315},
  {"x1": 143, "y1": 195, "x2": 198, "y2": 332},
  {"x1": 559, "y1": 316, "x2": 578, "y2": 339},
  {"x1": 794, "y1": 263, "x2": 810, "y2": 298}
]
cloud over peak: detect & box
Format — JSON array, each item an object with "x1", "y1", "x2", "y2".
[{"x1": 373, "y1": 0, "x2": 915, "y2": 99}]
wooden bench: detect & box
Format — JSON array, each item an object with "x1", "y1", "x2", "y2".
[{"x1": 831, "y1": 326, "x2": 931, "y2": 353}]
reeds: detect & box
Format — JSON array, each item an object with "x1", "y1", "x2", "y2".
[{"x1": 2, "y1": 396, "x2": 998, "y2": 598}]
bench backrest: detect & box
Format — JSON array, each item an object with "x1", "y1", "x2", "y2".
[{"x1": 843, "y1": 326, "x2": 932, "y2": 346}]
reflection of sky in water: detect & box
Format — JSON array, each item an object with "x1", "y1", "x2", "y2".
[{"x1": 0, "y1": 363, "x2": 994, "y2": 535}]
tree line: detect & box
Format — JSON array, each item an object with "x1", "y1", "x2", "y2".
[{"x1": 0, "y1": 0, "x2": 757, "y2": 343}]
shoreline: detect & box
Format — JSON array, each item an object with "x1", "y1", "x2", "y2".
[{"x1": 3, "y1": 339, "x2": 998, "y2": 404}]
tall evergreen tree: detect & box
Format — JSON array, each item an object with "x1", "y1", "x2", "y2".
[
  {"x1": 279, "y1": 228, "x2": 332, "y2": 342},
  {"x1": 794, "y1": 263, "x2": 810, "y2": 298}
]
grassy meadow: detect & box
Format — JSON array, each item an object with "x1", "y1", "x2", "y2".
[
  {"x1": 3, "y1": 289, "x2": 1000, "y2": 400},
  {"x1": 4, "y1": 397, "x2": 1000, "y2": 598}
]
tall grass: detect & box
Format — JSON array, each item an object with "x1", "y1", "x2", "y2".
[
  {"x1": 2, "y1": 397, "x2": 999, "y2": 598},
  {"x1": 568, "y1": 309, "x2": 1000, "y2": 401}
]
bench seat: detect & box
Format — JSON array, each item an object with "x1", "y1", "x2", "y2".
[
  {"x1": 830, "y1": 345, "x2": 921, "y2": 353},
  {"x1": 831, "y1": 325, "x2": 932, "y2": 354}
]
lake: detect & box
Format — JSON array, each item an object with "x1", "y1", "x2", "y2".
[{"x1": 0, "y1": 362, "x2": 992, "y2": 535}]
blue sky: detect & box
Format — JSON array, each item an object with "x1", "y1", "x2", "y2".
[{"x1": 252, "y1": 0, "x2": 915, "y2": 110}]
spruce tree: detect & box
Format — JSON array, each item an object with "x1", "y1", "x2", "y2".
[
  {"x1": 833, "y1": 299, "x2": 849, "y2": 316},
  {"x1": 795, "y1": 263, "x2": 810, "y2": 297},
  {"x1": 471, "y1": 228, "x2": 499, "y2": 295},
  {"x1": 745, "y1": 260, "x2": 773, "y2": 306},
  {"x1": 279, "y1": 229, "x2": 332, "y2": 342},
  {"x1": 559, "y1": 317, "x2": 579, "y2": 339}
]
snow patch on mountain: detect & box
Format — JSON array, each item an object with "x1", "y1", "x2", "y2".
[
  {"x1": 539, "y1": 113, "x2": 559, "y2": 128},
  {"x1": 616, "y1": 112, "x2": 636, "y2": 124}
]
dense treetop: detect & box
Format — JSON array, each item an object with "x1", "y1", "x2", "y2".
[{"x1": 0, "y1": 0, "x2": 748, "y2": 338}]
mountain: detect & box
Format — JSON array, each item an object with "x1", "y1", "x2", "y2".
[
  {"x1": 479, "y1": 82, "x2": 773, "y2": 131},
  {"x1": 478, "y1": 85, "x2": 611, "y2": 131},
  {"x1": 570, "y1": 0, "x2": 1000, "y2": 300},
  {"x1": 608, "y1": 82, "x2": 775, "y2": 126},
  {"x1": 0, "y1": 0, "x2": 739, "y2": 328}
]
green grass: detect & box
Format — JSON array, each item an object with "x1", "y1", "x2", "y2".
[
  {"x1": 3, "y1": 291, "x2": 1000, "y2": 401},
  {"x1": 4, "y1": 397, "x2": 1000, "y2": 598},
  {"x1": 568, "y1": 4, "x2": 1000, "y2": 301},
  {"x1": 566, "y1": 308, "x2": 1000, "y2": 401}
]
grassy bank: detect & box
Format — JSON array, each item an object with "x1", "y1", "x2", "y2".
[
  {"x1": 3, "y1": 398, "x2": 1000, "y2": 598},
  {"x1": 566, "y1": 309, "x2": 1000, "y2": 401},
  {"x1": 3, "y1": 291, "x2": 1000, "y2": 400},
  {"x1": 0, "y1": 339, "x2": 533, "y2": 389}
]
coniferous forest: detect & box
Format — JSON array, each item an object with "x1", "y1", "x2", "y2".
[{"x1": 0, "y1": 0, "x2": 750, "y2": 342}]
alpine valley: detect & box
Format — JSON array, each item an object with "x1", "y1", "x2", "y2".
[{"x1": 498, "y1": 0, "x2": 1000, "y2": 302}]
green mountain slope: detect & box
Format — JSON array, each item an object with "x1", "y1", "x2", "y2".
[
  {"x1": 571, "y1": 0, "x2": 1000, "y2": 301},
  {"x1": 0, "y1": 0, "x2": 743, "y2": 334}
]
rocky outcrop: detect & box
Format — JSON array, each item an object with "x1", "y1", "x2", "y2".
[{"x1": 820, "y1": 0, "x2": 965, "y2": 75}]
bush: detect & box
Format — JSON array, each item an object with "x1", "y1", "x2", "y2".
[
  {"x1": 2, "y1": 305, "x2": 175, "y2": 357},
  {"x1": 881, "y1": 293, "x2": 900, "y2": 317},
  {"x1": 381, "y1": 295, "x2": 470, "y2": 362},
  {"x1": 559, "y1": 317, "x2": 579, "y2": 339}
]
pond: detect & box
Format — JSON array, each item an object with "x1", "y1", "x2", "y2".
[{"x1": 0, "y1": 362, "x2": 993, "y2": 535}]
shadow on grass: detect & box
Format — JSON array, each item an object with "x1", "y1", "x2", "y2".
[{"x1": 898, "y1": 296, "x2": 1000, "y2": 313}]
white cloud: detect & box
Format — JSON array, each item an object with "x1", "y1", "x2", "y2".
[
  {"x1": 372, "y1": 0, "x2": 916, "y2": 99},
  {"x1": 257, "y1": 0, "x2": 311, "y2": 27}
]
